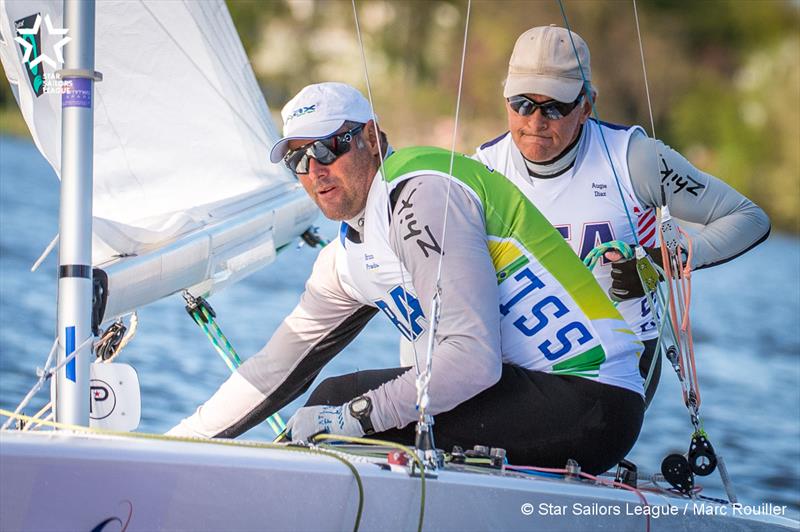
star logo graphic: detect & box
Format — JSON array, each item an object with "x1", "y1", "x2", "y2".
[{"x1": 15, "y1": 13, "x2": 71, "y2": 70}]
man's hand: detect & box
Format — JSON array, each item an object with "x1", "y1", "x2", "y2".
[
  {"x1": 604, "y1": 246, "x2": 663, "y2": 301},
  {"x1": 286, "y1": 404, "x2": 364, "y2": 443}
]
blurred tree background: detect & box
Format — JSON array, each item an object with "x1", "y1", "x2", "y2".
[{"x1": 1, "y1": 0, "x2": 798, "y2": 232}]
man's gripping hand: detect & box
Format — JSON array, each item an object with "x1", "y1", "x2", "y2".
[
  {"x1": 286, "y1": 404, "x2": 364, "y2": 443},
  {"x1": 605, "y1": 246, "x2": 664, "y2": 301}
]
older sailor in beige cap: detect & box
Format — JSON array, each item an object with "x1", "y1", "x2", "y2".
[{"x1": 474, "y1": 25, "x2": 770, "y2": 407}]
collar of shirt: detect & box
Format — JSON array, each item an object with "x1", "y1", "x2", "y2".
[{"x1": 523, "y1": 124, "x2": 585, "y2": 179}]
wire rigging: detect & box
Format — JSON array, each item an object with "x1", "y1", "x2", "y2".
[
  {"x1": 350, "y1": 0, "x2": 423, "y2": 376},
  {"x1": 417, "y1": 0, "x2": 473, "y2": 419}
]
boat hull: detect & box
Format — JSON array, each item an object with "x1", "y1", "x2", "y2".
[{"x1": 0, "y1": 431, "x2": 795, "y2": 531}]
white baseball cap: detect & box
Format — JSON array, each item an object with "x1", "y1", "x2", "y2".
[
  {"x1": 503, "y1": 25, "x2": 591, "y2": 103},
  {"x1": 269, "y1": 82, "x2": 375, "y2": 164}
]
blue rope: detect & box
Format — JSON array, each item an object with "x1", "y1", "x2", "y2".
[{"x1": 556, "y1": 0, "x2": 641, "y2": 247}]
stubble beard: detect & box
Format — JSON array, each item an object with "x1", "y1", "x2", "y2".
[{"x1": 318, "y1": 148, "x2": 377, "y2": 221}]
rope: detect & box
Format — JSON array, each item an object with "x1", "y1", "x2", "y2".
[
  {"x1": 582, "y1": 241, "x2": 662, "y2": 394},
  {"x1": 554, "y1": 6, "x2": 735, "y2": 504},
  {"x1": 104, "y1": 313, "x2": 138, "y2": 363},
  {"x1": 0, "y1": 335, "x2": 93, "y2": 431},
  {"x1": 716, "y1": 454, "x2": 738, "y2": 504},
  {"x1": 0, "y1": 408, "x2": 364, "y2": 532},
  {"x1": 7, "y1": 312, "x2": 141, "y2": 432},
  {"x1": 349, "y1": 0, "x2": 422, "y2": 376},
  {"x1": 556, "y1": 1, "x2": 664, "y2": 355},
  {"x1": 30, "y1": 234, "x2": 58, "y2": 272},
  {"x1": 658, "y1": 222, "x2": 701, "y2": 414},
  {"x1": 184, "y1": 292, "x2": 285, "y2": 435},
  {"x1": 95, "y1": 314, "x2": 138, "y2": 363},
  {"x1": 583, "y1": 241, "x2": 666, "y2": 396},
  {"x1": 188, "y1": 305, "x2": 241, "y2": 371},
  {"x1": 582, "y1": 240, "x2": 634, "y2": 272},
  {"x1": 0, "y1": 338, "x2": 57, "y2": 430},
  {"x1": 556, "y1": 0, "x2": 640, "y2": 246},
  {"x1": 21, "y1": 402, "x2": 52, "y2": 431},
  {"x1": 506, "y1": 464, "x2": 651, "y2": 532},
  {"x1": 632, "y1": 0, "x2": 658, "y2": 141},
  {"x1": 631, "y1": 0, "x2": 669, "y2": 204},
  {"x1": 633, "y1": 0, "x2": 703, "y2": 419},
  {"x1": 416, "y1": 0, "x2": 472, "y2": 418},
  {"x1": 313, "y1": 434, "x2": 426, "y2": 532}
]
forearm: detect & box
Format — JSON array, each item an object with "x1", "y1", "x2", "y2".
[
  {"x1": 168, "y1": 244, "x2": 375, "y2": 438},
  {"x1": 628, "y1": 132, "x2": 770, "y2": 268}
]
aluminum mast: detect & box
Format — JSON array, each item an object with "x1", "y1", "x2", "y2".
[{"x1": 54, "y1": 0, "x2": 97, "y2": 425}]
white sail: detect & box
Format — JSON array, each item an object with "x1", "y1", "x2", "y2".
[{"x1": 0, "y1": 0, "x2": 317, "y2": 322}]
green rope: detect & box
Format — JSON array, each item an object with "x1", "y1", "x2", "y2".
[
  {"x1": 583, "y1": 240, "x2": 635, "y2": 309},
  {"x1": 189, "y1": 310, "x2": 237, "y2": 372},
  {"x1": 314, "y1": 434, "x2": 426, "y2": 532},
  {"x1": 584, "y1": 241, "x2": 667, "y2": 394},
  {"x1": 199, "y1": 306, "x2": 242, "y2": 366},
  {"x1": 185, "y1": 294, "x2": 286, "y2": 435},
  {"x1": 583, "y1": 240, "x2": 635, "y2": 272}
]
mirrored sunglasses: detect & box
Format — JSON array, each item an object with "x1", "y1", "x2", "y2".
[
  {"x1": 507, "y1": 92, "x2": 585, "y2": 120},
  {"x1": 283, "y1": 124, "x2": 364, "y2": 174}
]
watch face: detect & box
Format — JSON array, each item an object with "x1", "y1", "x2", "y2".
[{"x1": 351, "y1": 397, "x2": 369, "y2": 414}]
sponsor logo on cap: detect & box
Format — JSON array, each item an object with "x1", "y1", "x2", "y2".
[{"x1": 286, "y1": 104, "x2": 317, "y2": 123}]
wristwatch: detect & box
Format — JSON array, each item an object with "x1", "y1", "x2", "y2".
[{"x1": 348, "y1": 395, "x2": 375, "y2": 435}]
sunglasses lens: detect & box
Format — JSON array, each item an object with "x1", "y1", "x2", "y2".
[
  {"x1": 509, "y1": 97, "x2": 533, "y2": 116},
  {"x1": 508, "y1": 94, "x2": 582, "y2": 120},
  {"x1": 310, "y1": 141, "x2": 338, "y2": 164},
  {"x1": 294, "y1": 154, "x2": 310, "y2": 174},
  {"x1": 284, "y1": 149, "x2": 307, "y2": 174},
  {"x1": 284, "y1": 141, "x2": 337, "y2": 174},
  {"x1": 539, "y1": 103, "x2": 564, "y2": 120}
]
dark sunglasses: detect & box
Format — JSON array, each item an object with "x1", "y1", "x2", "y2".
[
  {"x1": 507, "y1": 92, "x2": 585, "y2": 120},
  {"x1": 283, "y1": 124, "x2": 364, "y2": 174}
]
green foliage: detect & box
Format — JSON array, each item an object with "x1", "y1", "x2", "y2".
[
  {"x1": 226, "y1": 0, "x2": 288, "y2": 55},
  {"x1": 650, "y1": 0, "x2": 795, "y2": 56}
]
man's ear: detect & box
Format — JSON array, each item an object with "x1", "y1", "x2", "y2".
[
  {"x1": 363, "y1": 120, "x2": 382, "y2": 157},
  {"x1": 580, "y1": 92, "x2": 595, "y2": 123}
]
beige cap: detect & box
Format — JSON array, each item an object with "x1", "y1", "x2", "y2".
[{"x1": 503, "y1": 25, "x2": 591, "y2": 102}]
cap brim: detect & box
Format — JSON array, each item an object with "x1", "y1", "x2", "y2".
[
  {"x1": 503, "y1": 75, "x2": 583, "y2": 102},
  {"x1": 268, "y1": 118, "x2": 345, "y2": 163}
]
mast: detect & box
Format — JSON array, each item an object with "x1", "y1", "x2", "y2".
[{"x1": 54, "y1": 0, "x2": 97, "y2": 426}]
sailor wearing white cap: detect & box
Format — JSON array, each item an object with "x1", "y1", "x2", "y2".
[{"x1": 170, "y1": 81, "x2": 649, "y2": 475}]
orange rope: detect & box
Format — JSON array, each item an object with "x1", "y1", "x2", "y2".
[
  {"x1": 660, "y1": 240, "x2": 686, "y2": 386},
  {"x1": 677, "y1": 227, "x2": 701, "y2": 407},
  {"x1": 659, "y1": 228, "x2": 701, "y2": 410},
  {"x1": 507, "y1": 465, "x2": 651, "y2": 532}
]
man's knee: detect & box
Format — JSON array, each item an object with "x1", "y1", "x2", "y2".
[{"x1": 305, "y1": 375, "x2": 356, "y2": 406}]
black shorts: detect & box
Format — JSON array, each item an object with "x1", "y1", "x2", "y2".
[{"x1": 306, "y1": 364, "x2": 644, "y2": 475}]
